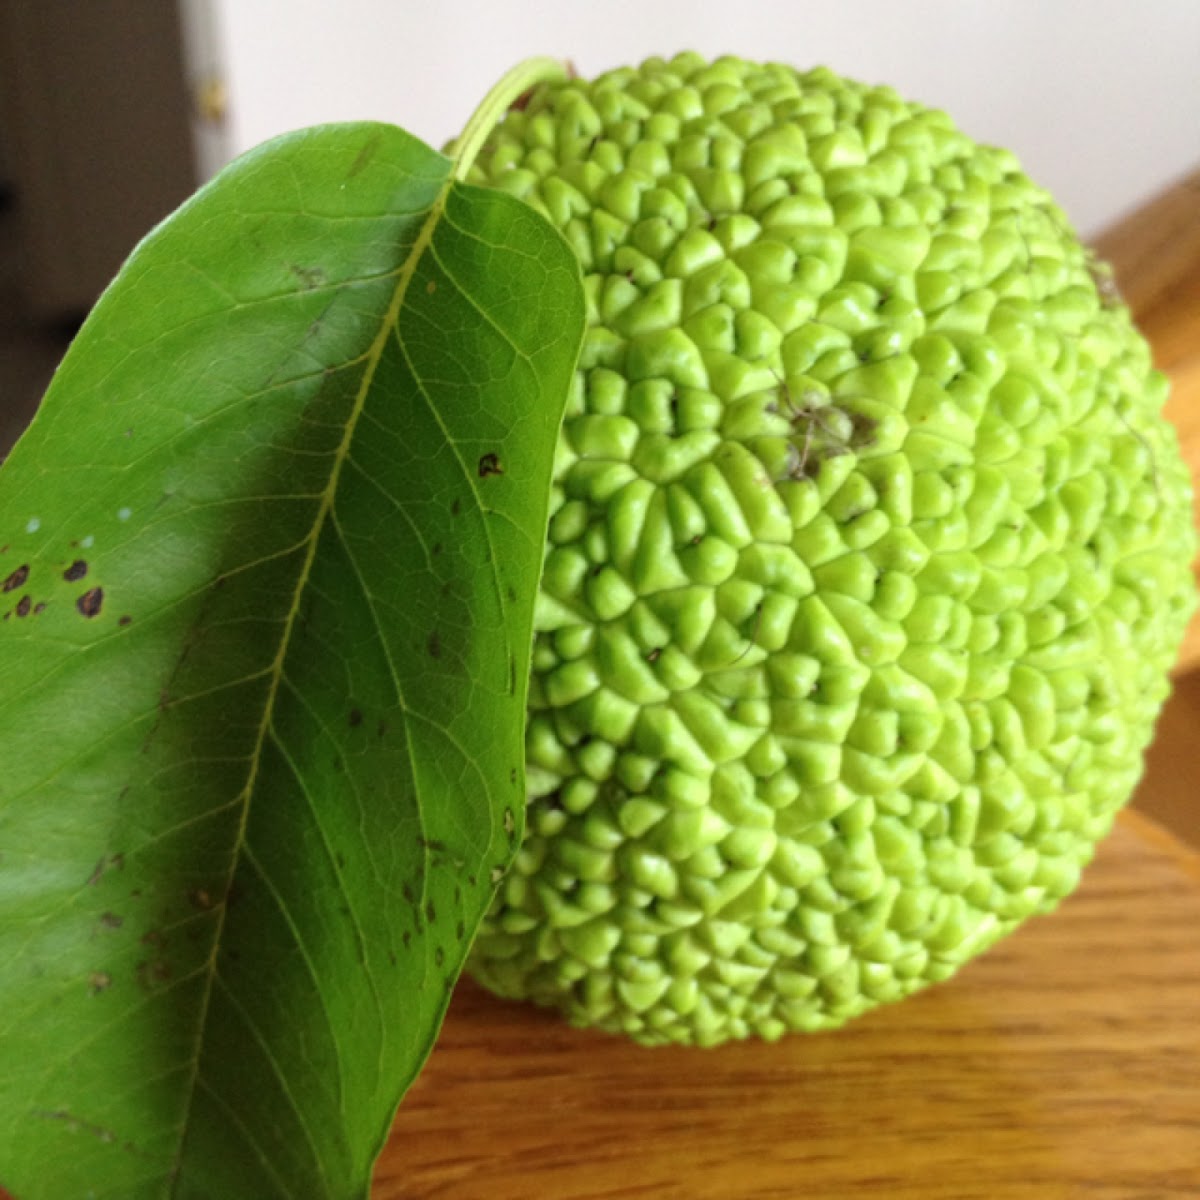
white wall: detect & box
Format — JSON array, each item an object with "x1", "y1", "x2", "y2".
[{"x1": 210, "y1": 0, "x2": 1200, "y2": 237}]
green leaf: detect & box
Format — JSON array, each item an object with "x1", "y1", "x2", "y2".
[{"x1": 0, "y1": 117, "x2": 582, "y2": 1198}]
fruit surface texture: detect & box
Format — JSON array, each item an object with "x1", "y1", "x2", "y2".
[{"x1": 464, "y1": 53, "x2": 1196, "y2": 1045}]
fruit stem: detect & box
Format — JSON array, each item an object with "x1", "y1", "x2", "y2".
[{"x1": 451, "y1": 57, "x2": 569, "y2": 181}]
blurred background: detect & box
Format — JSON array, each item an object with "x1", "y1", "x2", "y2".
[{"x1": 0, "y1": 0, "x2": 1198, "y2": 836}]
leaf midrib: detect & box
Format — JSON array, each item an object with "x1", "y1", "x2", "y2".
[{"x1": 166, "y1": 170, "x2": 455, "y2": 1195}]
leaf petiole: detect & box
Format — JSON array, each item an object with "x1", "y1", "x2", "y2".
[{"x1": 450, "y1": 56, "x2": 569, "y2": 180}]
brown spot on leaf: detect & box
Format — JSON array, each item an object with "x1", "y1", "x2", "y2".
[
  {"x1": 425, "y1": 279, "x2": 437, "y2": 295},
  {"x1": 434, "y1": 946, "x2": 445, "y2": 967},
  {"x1": 87, "y1": 853, "x2": 124, "y2": 886},
  {"x1": 140, "y1": 929, "x2": 165, "y2": 948},
  {"x1": 451, "y1": 497, "x2": 462, "y2": 516},
  {"x1": 456, "y1": 920, "x2": 466, "y2": 940},
  {"x1": 478, "y1": 452, "x2": 503, "y2": 478},
  {"x1": 425, "y1": 900, "x2": 437, "y2": 924},
  {"x1": 346, "y1": 130, "x2": 383, "y2": 179},
  {"x1": 76, "y1": 587, "x2": 104, "y2": 618},
  {"x1": 189, "y1": 887, "x2": 213, "y2": 910},
  {"x1": 426, "y1": 629, "x2": 441, "y2": 659},
  {"x1": 289, "y1": 264, "x2": 327, "y2": 290},
  {"x1": 118, "y1": 615, "x2": 131, "y2": 626},
  {"x1": 88, "y1": 972, "x2": 112, "y2": 995},
  {"x1": 15, "y1": 595, "x2": 31, "y2": 618},
  {"x1": 135, "y1": 959, "x2": 172, "y2": 991},
  {"x1": 349, "y1": 708, "x2": 363, "y2": 727},
  {"x1": 3, "y1": 564, "x2": 29, "y2": 592},
  {"x1": 99, "y1": 912, "x2": 123, "y2": 930},
  {"x1": 63, "y1": 560, "x2": 88, "y2": 582},
  {"x1": 33, "y1": 602, "x2": 46, "y2": 615}
]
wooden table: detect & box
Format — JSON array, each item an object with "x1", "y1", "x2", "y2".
[{"x1": 376, "y1": 810, "x2": 1200, "y2": 1199}]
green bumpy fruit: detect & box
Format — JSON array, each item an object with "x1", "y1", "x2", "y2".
[{"x1": 464, "y1": 53, "x2": 1197, "y2": 1045}]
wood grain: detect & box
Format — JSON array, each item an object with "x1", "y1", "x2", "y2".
[
  {"x1": 1134, "y1": 667, "x2": 1200, "y2": 848},
  {"x1": 1093, "y1": 167, "x2": 1200, "y2": 675},
  {"x1": 376, "y1": 810, "x2": 1200, "y2": 1200}
]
